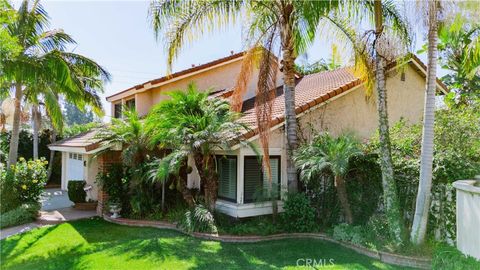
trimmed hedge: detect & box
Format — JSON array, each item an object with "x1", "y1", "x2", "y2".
[{"x1": 67, "y1": 180, "x2": 86, "y2": 203}]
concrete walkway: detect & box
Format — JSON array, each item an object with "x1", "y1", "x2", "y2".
[{"x1": 0, "y1": 189, "x2": 97, "y2": 240}]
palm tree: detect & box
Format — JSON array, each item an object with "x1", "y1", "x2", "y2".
[
  {"x1": 294, "y1": 133, "x2": 362, "y2": 224},
  {"x1": 321, "y1": 0, "x2": 412, "y2": 244},
  {"x1": 145, "y1": 83, "x2": 251, "y2": 210},
  {"x1": 150, "y1": 0, "x2": 339, "y2": 193},
  {"x1": 1, "y1": 0, "x2": 109, "y2": 165},
  {"x1": 410, "y1": 0, "x2": 440, "y2": 245}
]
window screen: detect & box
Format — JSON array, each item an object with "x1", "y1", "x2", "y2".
[{"x1": 217, "y1": 156, "x2": 237, "y2": 202}]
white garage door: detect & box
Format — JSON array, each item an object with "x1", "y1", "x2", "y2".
[{"x1": 66, "y1": 153, "x2": 84, "y2": 183}]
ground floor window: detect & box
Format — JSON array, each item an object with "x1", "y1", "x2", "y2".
[
  {"x1": 244, "y1": 156, "x2": 280, "y2": 203},
  {"x1": 216, "y1": 156, "x2": 237, "y2": 202}
]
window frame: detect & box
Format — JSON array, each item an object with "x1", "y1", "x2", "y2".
[
  {"x1": 216, "y1": 155, "x2": 238, "y2": 203},
  {"x1": 243, "y1": 155, "x2": 281, "y2": 203},
  {"x1": 125, "y1": 98, "x2": 136, "y2": 111}
]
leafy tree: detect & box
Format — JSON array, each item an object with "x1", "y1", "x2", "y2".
[
  {"x1": 294, "y1": 133, "x2": 362, "y2": 224},
  {"x1": 63, "y1": 102, "x2": 95, "y2": 126},
  {"x1": 1, "y1": 0, "x2": 109, "y2": 165},
  {"x1": 145, "y1": 84, "x2": 251, "y2": 210},
  {"x1": 437, "y1": 14, "x2": 480, "y2": 106}
]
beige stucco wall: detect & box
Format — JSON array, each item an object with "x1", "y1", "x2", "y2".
[
  {"x1": 110, "y1": 58, "x2": 283, "y2": 117},
  {"x1": 84, "y1": 154, "x2": 99, "y2": 201}
]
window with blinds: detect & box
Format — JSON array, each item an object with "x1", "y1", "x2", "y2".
[
  {"x1": 244, "y1": 156, "x2": 280, "y2": 203},
  {"x1": 126, "y1": 98, "x2": 136, "y2": 111},
  {"x1": 217, "y1": 156, "x2": 237, "y2": 202},
  {"x1": 114, "y1": 103, "x2": 122, "y2": 118}
]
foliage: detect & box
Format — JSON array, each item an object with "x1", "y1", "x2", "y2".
[
  {"x1": 281, "y1": 193, "x2": 316, "y2": 233},
  {"x1": 295, "y1": 133, "x2": 362, "y2": 182},
  {"x1": 67, "y1": 181, "x2": 86, "y2": 203},
  {"x1": 62, "y1": 122, "x2": 102, "y2": 137},
  {"x1": 437, "y1": 15, "x2": 480, "y2": 106},
  {"x1": 367, "y1": 107, "x2": 480, "y2": 241},
  {"x1": 432, "y1": 243, "x2": 480, "y2": 270},
  {"x1": 0, "y1": 158, "x2": 48, "y2": 213},
  {"x1": 0, "y1": 203, "x2": 39, "y2": 229},
  {"x1": 97, "y1": 109, "x2": 150, "y2": 168},
  {"x1": 63, "y1": 102, "x2": 95, "y2": 126},
  {"x1": 146, "y1": 84, "x2": 250, "y2": 208},
  {"x1": 332, "y1": 223, "x2": 365, "y2": 246},
  {"x1": 177, "y1": 204, "x2": 218, "y2": 234},
  {"x1": 295, "y1": 45, "x2": 343, "y2": 75},
  {"x1": 95, "y1": 164, "x2": 128, "y2": 205}
]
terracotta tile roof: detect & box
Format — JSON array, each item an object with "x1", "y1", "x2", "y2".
[
  {"x1": 48, "y1": 129, "x2": 102, "y2": 152},
  {"x1": 239, "y1": 67, "x2": 362, "y2": 139},
  {"x1": 106, "y1": 52, "x2": 245, "y2": 100}
]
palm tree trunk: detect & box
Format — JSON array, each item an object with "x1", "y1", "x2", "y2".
[
  {"x1": 8, "y1": 83, "x2": 23, "y2": 166},
  {"x1": 374, "y1": 0, "x2": 404, "y2": 245},
  {"x1": 281, "y1": 21, "x2": 299, "y2": 193},
  {"x1": 334, "y1": 175, "x2": 353, "y2": 224},
  {"x1": 411, "y1": 0, "x2": 438, "y2": 245},
  {"x1": 46, "y1": 128, "x2": 57, "y2": 181},
  {"x1": 32, "y1": 104, "x2": 39, "y2": 160},
  {"x1": 193, "y1": 153, "x2": 217, "y2": 210}
]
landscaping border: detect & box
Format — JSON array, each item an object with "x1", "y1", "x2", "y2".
[{"x1": 103, "y1": 215, "x2": 431, "y2": 269}]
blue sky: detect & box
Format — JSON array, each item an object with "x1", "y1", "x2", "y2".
[{"x1": 13, "y1": 0, "x2": 433, "y2": 120}]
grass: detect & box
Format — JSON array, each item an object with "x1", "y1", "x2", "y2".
[{"x1": 0, "y1": 218, "x2": 415, "y2": 270}]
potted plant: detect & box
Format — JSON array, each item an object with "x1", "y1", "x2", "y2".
[{"x1": 67, "y1": 180, "x2": 97, "y2": 210}]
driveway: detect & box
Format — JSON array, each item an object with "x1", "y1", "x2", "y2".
[{"x1": 40, "y1": 188, "x2": 74, "y2": 211}]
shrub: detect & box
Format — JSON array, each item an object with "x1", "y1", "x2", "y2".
[
  {"x1": 95, "y1": 164, "x2": 127, "y2": 204},
  {"x1": 332, "y1": 223, "x2": 365, "y2": 246},
  {"x1": 281, "y1": 193, "x2": 316, "y2": 232},
  {"x1": 432, "y1": 243, "x2": 480, "y2": 270},
  {"x1": 67, "y1": 180, "x2": 86, "y2": 203},
  {"x1": 178, "y1": 204, "x2": 217, "y2": 233},
  {"x1": 0, "y1": 203, "x2": 40, "y2": 229},
  {"x1": 0, "y1": 158, "x2": 48, "y2": 213}
]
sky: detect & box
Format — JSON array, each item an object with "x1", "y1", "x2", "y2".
[{"x1": 11, "y1": 0, "x2": 434, "y2": 121}]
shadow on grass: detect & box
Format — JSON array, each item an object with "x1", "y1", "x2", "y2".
[{"x1": 1, "y1": 218, "x2": 411, "y2": 270}]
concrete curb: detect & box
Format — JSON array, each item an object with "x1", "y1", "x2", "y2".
[{"x1": 104, "y1": 215, "x2": 431, "y2": 269}]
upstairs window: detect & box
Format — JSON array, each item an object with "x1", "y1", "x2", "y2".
[
  {"x1": 125, "y1": 98, "x2": 135, "y2": 111},
  {"x1": 114, "y1": 103, "x2": 122, "y2": 119},
  {"x1": 244, "y1": 156, "x2": 280, "y2": 203}
]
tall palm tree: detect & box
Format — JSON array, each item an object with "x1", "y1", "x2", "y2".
[
  {"x1": 1, "y1": 0, "x2": 109, "y2": 165},
  {"x1": 294, "y1": 133, "x2": 362, "y2": 224},
  {"x1": 150, "y1": 0, "x2": 339, "y2": 193},
  {"x1": 145, "y1": 84, "x2": 251, "y2": 210},
  {"x1": 25, "y1": 52, "x2": 109, "y2": 160},
  {"x1": 321, "y1": 0, "x2": 412, "y2": 244},
  {"x1": 411, "y1": 0, "x2": 440, "y2": 245}
]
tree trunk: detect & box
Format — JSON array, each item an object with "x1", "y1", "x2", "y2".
[
  {"x1": 334, "y1": 175, "x2": 353, "y2": 224},
  {"x1": 47, "y1": 129, "x2": 57, "y2": 181},
  {"x1": 8, "y1": 83, "x2": 23, "y2": 166},
  {"x1": 281, "y1": 18, "x2": 298, "y2": 193},
  {"x1": 374, "y1": 0, "x2": 404, "y2": 245},
  {"x1": 411, "y1": 0, "x2": 438, "y2": 245},
  {"x1": 193, "y1": 153, "x2": 217, "y2": 210},
  {"x1": 32, "y1": 104, "x2": 39, "y2": 160}
]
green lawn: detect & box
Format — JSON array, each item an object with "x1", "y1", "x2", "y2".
[{"x1": 1, "y1": 218, "x2": 413, "y2": 270}]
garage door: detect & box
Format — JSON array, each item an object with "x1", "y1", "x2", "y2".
[{"x1": 67, "y1": 153, "x2": 84, "y2": 183}]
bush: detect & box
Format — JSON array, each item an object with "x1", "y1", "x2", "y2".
[
  {"x1": 178, "y1": 204, "x2": 218, "y2": 233},
  {"x1": 281, "y1": 193, "x2": 316, "y2": 232},
  {"x1": 432, "y1": 243, "x2": 480, "y2": 270},
  {"x1": 0, "y1": 203, "x2": 40, "y2": 229},
  {"x1": 0, "y1": 158, "x2": 48, "y2": 213},
  {"x1": 95, "y1": 164, "x2": 127, "y2": 204},
  {"x1": 332, "y1": 223, "x2": 365, "y2": 246},
  {"x1": 67, "y1": 180, "x2": 86, "y2": 203}
]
